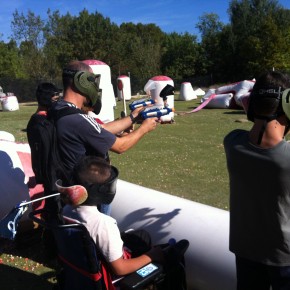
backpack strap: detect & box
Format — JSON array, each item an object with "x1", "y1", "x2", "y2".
[{"x1": 49, "y1": 106, "x2": 83, "y2": 122}]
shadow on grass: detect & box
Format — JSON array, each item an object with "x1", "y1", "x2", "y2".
[
  {"x1": 0, "y1": 264, "x2": 55, "y2": 290},
  {"x1": 223, "y1": 110, "x2": 245, "y2": 115},
  {"x1": 1, "y1": 228, "x2": 45, "y2": 261},
  {"x1": 0, "y1": 228, "x2": 57, "y2": 290}
]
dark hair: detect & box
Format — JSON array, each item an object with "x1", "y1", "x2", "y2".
[
  {"x1": 36, "y1": 82, "x2": 59, "y2": 108},
  {"x1": 73, "y1": 156, "x2": 119, "y2": 206},
  {"x1": 247, "y1": 71, "x2": 290, "y2": 121},
  {"x1": 73, "y1": 156, "x2": 111, "y2": 185}
]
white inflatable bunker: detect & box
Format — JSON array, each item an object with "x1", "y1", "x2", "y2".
[
  {"x1": 0, "y1": 137, "x2": 237, "y2": 290},
  {"x1": 201, "y1": 89, "x2": 234, "y2": 109},
  {"x1": 144, "y1": 76, "x2": 174, "y2": 122},
  {"x1": 117, "y1": 75, "x2": 132, "y2": 101},
  {"x1": 179, "y1": 82, "x2": 197, "y2": 101},
  {"x1": 1, "y1": 93, "x2": 19, "y2": 111},
  {"x1": 83, "y1": 59, "x2": 116, "y2": 123},
  {"x1": 195, "y1": 88, "x2": 206, "y2": 96}
]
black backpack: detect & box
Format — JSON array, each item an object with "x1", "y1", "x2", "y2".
[{"x1": 27, "y1": 107, "x2": 82, "y2": 194}]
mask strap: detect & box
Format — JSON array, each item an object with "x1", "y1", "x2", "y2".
[{"x1": 257, "y1": 120, "x2": 267, "y2": 145}]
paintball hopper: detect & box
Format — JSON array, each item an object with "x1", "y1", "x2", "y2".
[
  {"x1": 160, "y1": 84, "x2": 175, "y2": 101},
  {"x1": 55, "y1": 179, "x2": 88, "y2": 206}
]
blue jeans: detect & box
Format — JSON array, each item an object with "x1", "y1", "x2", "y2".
[
  {"x1": 98, "y1": 203, "x2": 111, "y2": 216},
  {"x1": 236, "y1": 256, "x2": 290, "y2": 290}
]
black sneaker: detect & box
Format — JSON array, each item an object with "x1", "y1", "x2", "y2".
[{"x1": 163, "y1": 239, "x2": 189, "y2": 269}]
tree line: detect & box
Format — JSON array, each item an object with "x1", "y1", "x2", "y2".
[{"x1": 0, "y1": 0, "x2": 289, "y2": 102}]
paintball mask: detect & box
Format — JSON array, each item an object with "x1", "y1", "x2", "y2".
[
  {"x1": 80, "y1": 165, "x2": 119, "y2": 205},
  {"x1": 56, "y1": 165, "x2": 119, "y2": 206},
  {"x1": 36, "y1": 82, "x2": 60, "y2": 107},
  {"x1": 247, "y1": 86, "x2": 284, "y2": 122},
  {"x1": 63, "y1": 68, "x2": 102, "y2": 107}
]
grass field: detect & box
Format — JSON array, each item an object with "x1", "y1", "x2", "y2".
[{"x1": 0, "y1": 96, "x2": 253, "y2": 289}]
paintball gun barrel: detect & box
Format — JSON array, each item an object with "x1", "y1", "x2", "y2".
[
  {"x1": 140, "y1": 106, "x2": 175, "y2": 119},
  {"x1": 129, "y1": 98, "x2": 155, "y2": 111}
]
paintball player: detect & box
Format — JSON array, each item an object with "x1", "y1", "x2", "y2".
[
  {"x1": 50, "y1": 61, "x2": 159, "y2": 214},
  {"x1": 224, "y1": 71, "x2": 290, "y2": 289},
  {"x1": 27, "y1": 82, "x2": 61, "y2": 212}
]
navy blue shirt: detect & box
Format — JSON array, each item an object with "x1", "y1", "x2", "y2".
[{"x1": 52, "y1": 100, "x2": 116, "y2": 173}]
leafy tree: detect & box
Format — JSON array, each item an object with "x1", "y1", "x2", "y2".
[
  {"x1": 0, "y1": 40, "x2": 25, "y2": 78},
  {"x1": 196, "y1": 13, "x2": 226, "y2": 81},
  {"x1": 119, "y1": 23, "x2": 165, "y2": 92},
  {"x1": 228, "y1": 0, "x2": 290, "y2": 78},
  {"x1": 11, "y1": 10, "x2": 45, "y2": 48},
  {"x1": 161, "y1": 32, "x2": 199, "y2": 82}
]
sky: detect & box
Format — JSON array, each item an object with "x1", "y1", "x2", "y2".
[{"x1": 1, "y1": 0, "x2": 290, "y2": 42}]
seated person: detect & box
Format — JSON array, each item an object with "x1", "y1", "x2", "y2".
[{"x1": 59, "y1": 156, "x2": 164, "y2": 276}]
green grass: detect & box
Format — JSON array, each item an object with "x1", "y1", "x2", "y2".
[{"x1": 0, "y1": 96, "x2": 252, "y2": 289}]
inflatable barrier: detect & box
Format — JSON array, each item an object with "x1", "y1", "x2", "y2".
[
  {"x1": 0, "y1": 137, "x2": 236, "y2": 290},
  {"x1": 112, "y1": 181, "x2": 236, "y2": 290},
  {"x1": 144, "y1": 76, "x2": 175, "y2": 122},
  {"x1": 1, "y1": 94, "x2": 19, "y2": 111},
  {"x1": 0, "y1": 140, "x2": 44, "y2": 222}
]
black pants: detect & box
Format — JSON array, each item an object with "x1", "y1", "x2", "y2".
[{"x1": 236, "y1": 256, "x2": 290, "y2": 290}]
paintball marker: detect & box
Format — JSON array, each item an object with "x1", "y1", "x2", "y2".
[
  {"x1": 129, "y1": 98, "x2": 155, "y2": 111},
  {"x1": 140, "y1": 106, "x2": 175, "y2": 119}
]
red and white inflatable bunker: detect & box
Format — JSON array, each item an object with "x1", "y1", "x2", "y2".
[{"x1": 144, "y1": 76, "x2": 175, "y2": 122}]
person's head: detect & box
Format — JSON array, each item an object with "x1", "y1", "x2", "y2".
[
  {"x1": 36, "y1": 82, "x2": 60, "y2": 108},
  {"x1": 247, "y1": 71, "x2": 290, "y2": 122},
  {"x1": 73, "y1": 156, "x2": 119, "y2": 206},
  {"x1": 62, "y1": 61, "x2": 102, "y2": 110},
  {"x1": 247, "y1": 70, "x2": 290, "y2": 144}
]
